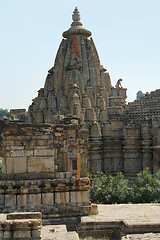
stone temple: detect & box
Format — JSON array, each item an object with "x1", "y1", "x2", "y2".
[
  {"x1": 0, "y1": 7, "x2": 160, "y2": 239},
  {"x1": 26, "y1": 7, "x2": 160, "y2": 181}
]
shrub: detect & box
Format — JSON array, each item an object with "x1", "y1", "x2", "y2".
[
  {"x1": 89, "y1": 169, "x2": 160, "y2": 204},
  {"x1": 89, "y1": 172, "x2": 129, "y2": 204},
  {"x1": 130, "y1": 168, "x2": 159, "y2": 203}
]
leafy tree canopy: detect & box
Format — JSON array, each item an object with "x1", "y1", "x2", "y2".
[{"x1": 0, "y1": 108, "x2": 10, "y2": 118}]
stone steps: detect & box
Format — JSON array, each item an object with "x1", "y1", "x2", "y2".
[
  {"x1": 41, "y1": 225, "x2": 79, "y2": 240},
  {"x1": 78, "y1": 219, "x2": 160, "y2": 240}
]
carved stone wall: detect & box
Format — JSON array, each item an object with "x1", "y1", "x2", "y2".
[
  {"x1": 0, "y1": 119, "x2": 91, "y2": 222},
  {"x1": 101, "y1": 117, "x2": 160, "y2": 181},
  {"x1": 1, "y1": 120, "x2": 88, "y2": 180},
  {"x1": 0, "y1": 178, "x2": 91, "y2": 223}
]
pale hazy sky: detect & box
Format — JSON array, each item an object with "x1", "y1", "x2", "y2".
[{"x1": 1, "y1": 0, "x2": 160, "y2": 110}]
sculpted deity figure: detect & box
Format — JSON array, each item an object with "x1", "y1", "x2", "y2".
[{"x1": 115, "y1": 78, "x2": 123, "y2": 95}]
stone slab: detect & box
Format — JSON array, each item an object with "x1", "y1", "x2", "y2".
[
  {"x1": 28, "y1": 156, "x2": 54, "y2": 173},
  {"x1": 82, "y1": 204, "x2": 160, "y2": 224},
  {"x1": 122, "y1": 233, "x2": 160, "y2": 240},
  {"x1": 7, "y1": 212, "x2": 42, "y2": 220},
  {"x1": 5, "y1": 195, "x2": 16, "y2": 207},
  {"x1": 6, "y1": 157, "x2": 27, "y2": 174},
  {"x1": 79, "y1": 204, "x2": 160, "y2": 239},
  {"x1": 55, "y1": 192, "x2": 69, "y2": 205},
  {"x1": 41, "y1": 225, "x2": 79, "y2": 240},
  {"x1": 42, "y1": 192, "x2": 54, "y2": 206}
]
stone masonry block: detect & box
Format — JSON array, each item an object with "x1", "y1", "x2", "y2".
[
  {"x1": 65, "y1": 172, "x2": 72, "y2": 178},
  {"x1": 32, "y1": 135, "x2": 51, "y2": 140},
  {"x1": 2, "y1": 158, "x2": 6, "y2": 174},
  {"x1": 13, "y1": 230, "x2": 31, "y2": 238},
  {"x1": 6, "y1": 157, "x2": 14, "y2": 174},
  {"x1": 26, "y1": 194, "x2": 41, "y2": 207},
  {"x1": 70, "y1": 191, "x2": 82, "y2": 205},
  {"x1": 0, "y1": 231, "x2": 3, "y2": 238},
  {"x1": 28, "y1": 139, "x2": 50, "y2": 146},
  {"x1": 5, "y1": 195, "x2": 16, "y2": 207},
  {"x1": 10, "y1": 149, "x2": 25, "y2": 157},
  {"x1": 55, "y1": 192, "x2": 69, "y2": 205},
  {"x1": 7, "y1": 146, "x2": 24, "y2": 150},
  {"x1": 5, "y1": 151, "x2": 11, "y2": 157},
  {"x1": 6, "y1": 157, "x2": 27, "y2": 174},
  {"x1": 81, "y1": 191, "x2": 90, "y2": 203},
  {"x1": 14, "y1": 157, "x2": 27, "y2": 174},
  {"x1": 34, "y1": 149, "x2": 54, "y2": 157},
  {"x1": 17, "y1": 194, "x2": 27, "y2": 207},
  {"x1": 25, "y1": 150, "x2": 34, "y2": 157},
  {"x1": 42, "y1": 193, "x2": 54, "y2": 206},
  {"x1": 7, "y1": 212, "x2": 42, "y2": 220},
  {"x1": 32, "y1": 229, "x2": 41, "y2": 238},
  {"x1": 0, "y1": 195, "x2": 4, "y2": 206},
  {"x1": 28, "y1": 156, "x2": 54, "y2": 173},
  {"x1": 4, "y1": 230, "x2": 12, "y2": 238}
]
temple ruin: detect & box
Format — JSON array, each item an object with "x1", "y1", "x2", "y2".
[
  {"x1": 25, "y1": 7, "x2": 160, "y2": 182},
  {"x1": 0, "y1": 7, "x2": 160, "y2": 239}
]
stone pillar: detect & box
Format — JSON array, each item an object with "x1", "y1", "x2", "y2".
[
  {"x1": 102, "y1": 120, "x2": 124, "y2": 175},
  {"x1": 141, "y1": 122, "x2": 152, "y2": 171},
  {"x1": 88, "y1": 122, "x2": 102, "y2": 173},
  {"x1": 151, "y1": 117, "x2": 160, "y2": 174},
  {"x1": 123, "y1": 124, "x2": 142, "y2": 181}
]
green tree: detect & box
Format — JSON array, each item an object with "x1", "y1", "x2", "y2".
[{"x1": 0, "y1": 108, "x2": 9, "y2": 118}]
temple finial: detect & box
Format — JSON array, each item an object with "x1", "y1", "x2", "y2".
[
  {"x1": 62, "y1": 7, "x2": 91, "y2": 38},
  {"x1": 72, "y1": 7, "x2": 81, "y2": 23}
]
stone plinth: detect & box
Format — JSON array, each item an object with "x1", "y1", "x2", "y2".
[
  {"x1": 0, "y1": 177, "x2": 91, "y2": 224},
  {"x1": 0, "y1": 212, "x2": 41, "y2": 240},
  {"x1": 0, "y1": 119, "x2": 91, "y2": 225}
]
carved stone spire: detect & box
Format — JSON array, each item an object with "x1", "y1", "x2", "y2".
[
  {"x1": 63, "y1": 7, "x2": 91, "y2": 38},
  {"x1": 27, "y1": 8, "x2": 127, "y2": 126}
]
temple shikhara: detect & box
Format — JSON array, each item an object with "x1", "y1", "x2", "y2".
[
  {"x1": 0, "y1": 7, "x2": 160, "y2": 239},
  {"x1": 26, "y1": 7, "x2": 160, "y2": 181}
]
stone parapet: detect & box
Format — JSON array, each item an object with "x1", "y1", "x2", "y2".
[{"x1": 0, "y1": 177, "x2": 91, "y2": 223}]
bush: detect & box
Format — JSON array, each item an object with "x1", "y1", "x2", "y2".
[
  {"x1": 89, "y1": 169, "x2": 160, "y2": 204},
  {"x1": 130, "y1": 168, "x2": 158, "y2": 203},
  {"x1": 89, "y1": 172, "x2": 129, "y2": 204},
  {"x1": 0, "y1": 108, "x2": 9, "y2": 118}
]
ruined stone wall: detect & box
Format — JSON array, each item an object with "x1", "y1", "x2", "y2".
[
  {"x1": 0, "y1": 120, "x2": 91, "y2": 222},
  {"x1": 1, "y1": 121, "x2": 88, "y2": 179},
  {"x1": 0, "y1": 178, "x2": 91, "y2": 223},
  {"x1": 0, "y1": 212, "x2": 41, "y2": 239}
]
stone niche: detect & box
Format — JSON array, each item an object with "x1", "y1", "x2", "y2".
[{"x1": 0, "y1": 118, "x2": 92, "y2": 225}]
